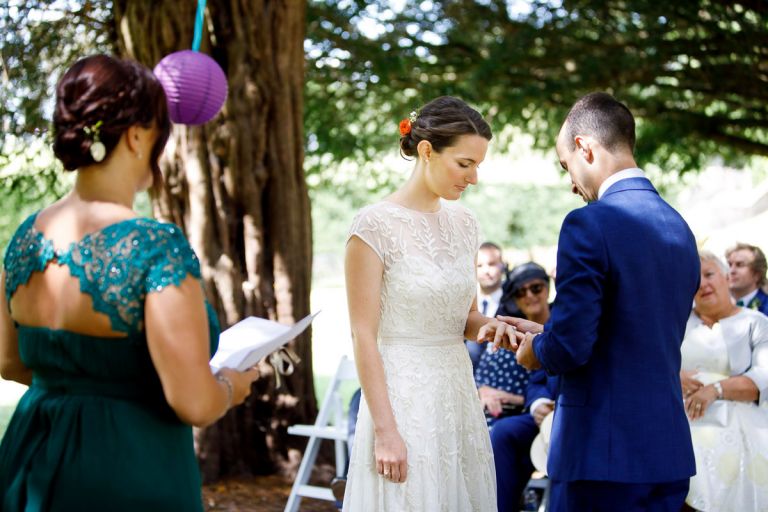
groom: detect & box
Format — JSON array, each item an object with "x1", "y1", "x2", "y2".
[{"x1": 491, "y1": 93, "x2": 700, "y2": 510}]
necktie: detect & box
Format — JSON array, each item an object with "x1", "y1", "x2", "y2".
[
  {"x1": 737, "y1": 300, "x2": 745, "y2": 307},
  {"x1": 481, "y1": 299, "x2": 489, "y2": 316}
]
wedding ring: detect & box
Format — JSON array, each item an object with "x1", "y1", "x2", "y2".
[
  {"x1": 383, "y1": 468, "x2": 390, "y2": 477},
  {"x1": 695, "y1": 403, "x2": 701, "y2": 409}
]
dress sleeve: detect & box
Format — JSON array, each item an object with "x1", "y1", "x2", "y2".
[
  {"x1": 744, "y1": 313, "x2": 768, "y2": 405},
  {"x1": 143, "y1": 224, "x2": 203, "y2": 294},
  {"x1": 347, "y1": 207, "x2": 386, "y2": 264}
]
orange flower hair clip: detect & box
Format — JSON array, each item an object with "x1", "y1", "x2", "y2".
[{"x1": 399, "y1": 111, "x2": 418, "y2": 136}]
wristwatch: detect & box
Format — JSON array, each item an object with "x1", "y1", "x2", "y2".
[{"x1": 713, "y1": 381, "x2": 724, "y2": 400}]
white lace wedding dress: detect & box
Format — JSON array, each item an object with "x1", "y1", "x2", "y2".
[{"x1": 343, "y1": 201, "x2": 496, "y2": 512}]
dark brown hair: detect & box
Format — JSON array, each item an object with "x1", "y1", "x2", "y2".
[
  {"x1": 53, "y1": 54, "x2": 170, "y2": 179},
  {"x1": 563, "y1": 92, "x2": 635, "y2": 153},
  {"x1": 399, "y1": 96, "x2": 492, "y2": 159}
]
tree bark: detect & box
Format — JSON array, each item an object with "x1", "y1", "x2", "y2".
[{"x1": 112, "y1": 0, "x2": 315, "y2": 480}]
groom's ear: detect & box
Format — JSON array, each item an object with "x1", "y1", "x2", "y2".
[{"x1": 574, "y1": 135, "x2": 595, "y2": 164}]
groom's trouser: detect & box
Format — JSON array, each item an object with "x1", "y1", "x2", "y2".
[
  {"x1": 489, "y1": 414, "x2": 538, "y2": 512},
  {"x1": 549, "y1": 478, "x2": 689, "y2": 512}
]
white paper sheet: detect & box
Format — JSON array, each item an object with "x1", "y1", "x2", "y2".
[{"x1": 209, "y1": 312, "x2": 319, "y2": 372}]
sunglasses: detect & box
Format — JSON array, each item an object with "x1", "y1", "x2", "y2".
[{"x1": 513, "y1": 282, "x2": 546, "y2": 298}]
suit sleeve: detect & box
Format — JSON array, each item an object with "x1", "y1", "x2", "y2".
[
  {"x1": 533, "y1": 207, "x2": 608, "y2": 375},
  {"x1": 524, "y1": 369, "x2": 551, "y2": 409}
]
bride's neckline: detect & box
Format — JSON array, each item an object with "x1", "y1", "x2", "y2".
[{"x1": 381, "y1": 200, "x2": 444, "y2": 214}]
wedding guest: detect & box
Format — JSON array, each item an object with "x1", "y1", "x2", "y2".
[
  {"x1": 681, "y1": 251, "x2": 768, "y2": 511},
  {"x1": 726, "y1": 242, "x2": 768, "y2": 316},
  {"x1": 0, "y1": 55, "x2": 259, "y2": 511},
  {"x1": 467, "y1": 241, "x2": 509, "y2": 369},
  {"x1": 475, "y1": 262, "x2": 549, "y2": 423},
  {"x1": 486, "y1": 262, "x2": 553, "y2": 512}
]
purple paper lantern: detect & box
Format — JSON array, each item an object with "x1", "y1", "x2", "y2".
[{"x1": 153, "y1": 50, "x2": 228, "y2": 125}]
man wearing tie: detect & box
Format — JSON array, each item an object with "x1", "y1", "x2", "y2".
[
  {"x1": 467, "y1": 241, "x2": 509, "y2": 370},
  {"x1": 726, "y1": 243, "x2": 768, "y2": 316},
  {"x1": 490, "y1": 92, "x2": 700, "y2": 511}
]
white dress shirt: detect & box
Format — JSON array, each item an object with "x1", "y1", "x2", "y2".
[
  {"x1": 598, "y1": 167, "x2": 646, "y2": 200},
  {"x1": 736, "y1": 289, "x2": 758, "y2": 307},
  {"x1": 478, "y1": 287, "x2": 503, "y2": 317}
]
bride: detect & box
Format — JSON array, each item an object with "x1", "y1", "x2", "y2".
[{"x1": 342, "y1": 96, "x2": 514, "y2": 511}]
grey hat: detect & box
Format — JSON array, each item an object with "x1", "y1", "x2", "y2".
[{"x1": 506, "y1": 262, "x2": 549, "y2": 294}]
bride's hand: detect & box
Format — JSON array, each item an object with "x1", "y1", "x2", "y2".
[
  {"x1": 477, "y1": 318, "x2": 522, "y2": 352},
  {"x1": 374, "y1": 429, "x2": 408, "y2": 483}
]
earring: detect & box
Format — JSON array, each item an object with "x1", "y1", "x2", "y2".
[{"x1": 137, "y1": 151, "x2": 143, "y2": 160}]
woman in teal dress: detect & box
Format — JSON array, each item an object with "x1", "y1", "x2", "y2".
[{"x1": 0, "y1": 55, "x2": 259, "y2": 511}]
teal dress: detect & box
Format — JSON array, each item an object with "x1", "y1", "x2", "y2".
[{"x1": 0, "y1": 212, "x2": 220, "y2": 511}]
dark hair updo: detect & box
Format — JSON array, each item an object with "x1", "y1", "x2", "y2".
[
  {"x1": 53, "y1": 54, "x2": 171, "y2": 177},
  {"x1": 399, "y1": 96, "x2": 492, "y2": 159}
]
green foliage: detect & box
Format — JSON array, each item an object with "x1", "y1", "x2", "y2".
[
  {"x1": 0, "y1": 2, "x2": 112, "y2": 253},
  {"x1": 0, "y1": 142, "x2": 72, "y2": 254},
  {"x1": 305, "y1": 0, "x2": 768, "y2": 179},
  {"x1": 1, "y1": 2, "x2": 114, "y2": 154},
  {"x1": 461, "y1": 181, "x2": 583, "y2": 249}
]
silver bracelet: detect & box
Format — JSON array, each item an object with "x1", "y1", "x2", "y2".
[
  {"x1": 216, "y1": 374, "x2": 234, "y2": 411},
  {"x1": 713, "y1": 381, "x2": 724, "y2": 400}
]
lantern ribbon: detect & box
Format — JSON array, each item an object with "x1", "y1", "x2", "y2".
[{"x1": 191, "y1": 0, "x2": 207, "y2": 52}]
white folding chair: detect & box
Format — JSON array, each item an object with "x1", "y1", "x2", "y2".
[{"x1": 284, "y1": 355, "x2": 358, "y2": 512}]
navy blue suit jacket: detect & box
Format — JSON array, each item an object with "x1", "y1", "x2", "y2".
[
  {"x1": 748, "y1": 288, "x2": 768, "y2": 317},
  {"x1": 533, "y1": 177, "x2": 700, "y2": 483}
]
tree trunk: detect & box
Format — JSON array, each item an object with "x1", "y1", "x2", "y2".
[{"x1": 112, "y1": 0, "x2": 315, "y2": 480}]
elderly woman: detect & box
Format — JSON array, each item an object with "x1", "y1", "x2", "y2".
[{"x1": 681, "y1": 251, "x2": 768, "y2": 512}]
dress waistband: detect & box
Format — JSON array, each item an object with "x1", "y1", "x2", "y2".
[
  {"x1": 379, "y1": 335, "x2": 464, "y2": 347},
  {"x1": 32, "y1": 375, "x2": 152, "y2": 401}
]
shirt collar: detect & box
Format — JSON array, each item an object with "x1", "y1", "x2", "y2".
[
  {"x1": 736, "y1": 288, "x2": 759, "y2": 306},
  {"x1": 478, "y1": 287, "x2": 503, "y2": 304},
  {"x1": 598, "y1": 167, "x2": 646, "y2": 200}
]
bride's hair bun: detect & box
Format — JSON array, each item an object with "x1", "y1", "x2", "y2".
[{"x1": 398, "y1": 96, "x2": 492, "y2": 160}]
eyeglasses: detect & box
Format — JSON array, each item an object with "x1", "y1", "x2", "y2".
[{"x1": 513, "y1": 282, "x2": 546, "y2": 298}]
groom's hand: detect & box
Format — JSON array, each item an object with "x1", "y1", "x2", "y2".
[
  {"x1": 516, "y1": 332, "x2": 543, "y2": 370},
  {"x1": 496, "y1": 316, "x2": 544, "y2": 335}
]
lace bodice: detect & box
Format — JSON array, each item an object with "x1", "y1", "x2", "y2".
[
  {"x1": 4, "y1": 212, "x2": 203, "y2": 335},
  {"x1": 348, "y1": 201, "x2": 479, "y2": 341}
]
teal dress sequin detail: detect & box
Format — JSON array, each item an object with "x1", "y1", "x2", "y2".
[{"x1": 0, "y1": 212, "x2": 219, "y2": 512}]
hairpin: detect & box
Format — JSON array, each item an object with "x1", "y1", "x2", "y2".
[{"x1": 83, "y1": 120, "x2": 105, "y2": 162}]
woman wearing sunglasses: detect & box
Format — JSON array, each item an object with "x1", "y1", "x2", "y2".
[{"x1": 476, "y1": 262, "x2": 554, "y2": 511}]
